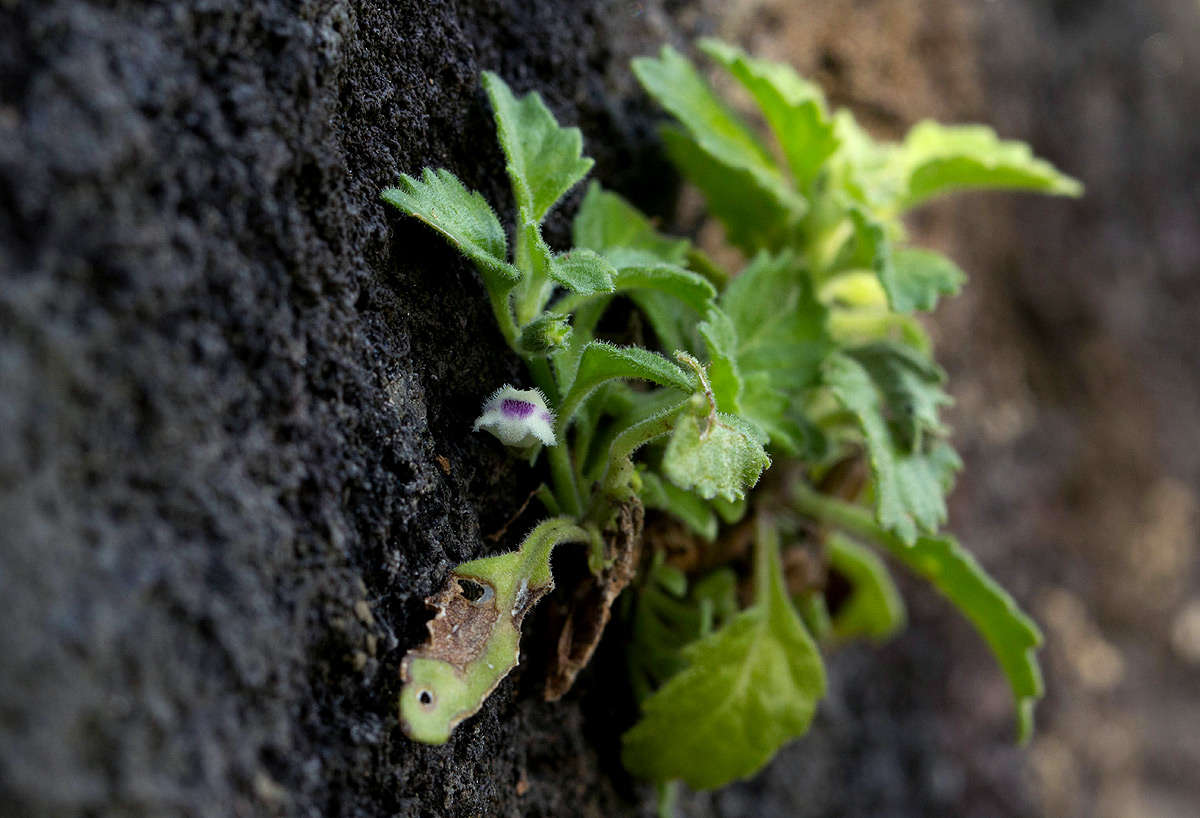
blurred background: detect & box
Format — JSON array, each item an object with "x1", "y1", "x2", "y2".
[{"x1": 666, "y1": 1, "x2": 1200, "y2": 815}]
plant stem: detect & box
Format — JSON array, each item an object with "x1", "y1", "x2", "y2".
[
  {"x1": 548, "y1": 438, "x2": 583, "y2": 518},
  {"x1": 791, "y1": 482, "x2": 895, "y2": 552}
]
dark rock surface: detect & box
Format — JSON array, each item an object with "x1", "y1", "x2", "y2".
[{"x1": 0, "y1": 1, "x2": 679, "y2": 815}]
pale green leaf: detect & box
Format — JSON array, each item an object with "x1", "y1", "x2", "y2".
[
  {"x1": 548, "y1": 248, "x2": 617, "y2": 295},
  {"x1": 632, "y1": 44, "x2": 806, "y2": 251},
  {"x1": 661, "y1": 411, "x2": 770, "y2": 503},
  {"x1": 890, "y1": 248, "x2": 966, "y2": 313},
  {"x1": 699, "y1": 38, "x2": 839, "y2": 189},
  {"x1": 894, "y1": 121, "x2": 1083, "y2": 210},
  {"x1": 482, "y1": 71, "x2": 594, "y2": 223},
  {"x1": 622, "y1": 517, "x2": 825, "y2": 788},
  {"x1": 827, "y1": 533, "x2": 906, "y2": 642},
  {"x1": 381, "y1": 168, "x2": 521, "y2": 287}
]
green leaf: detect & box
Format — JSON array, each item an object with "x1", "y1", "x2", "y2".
[
  {"x1": 611, "y1": 262, "x2": 717, "y2": 315},
  {"x1": 828, "y1": 109, "x2": 902, "y2": 209},
  {"x1": 840, "y1": 207, "x2": 900, "y2": 309},
  {"x1": 572, "y1": 182, "x2": 689, "y2": 265},
  {"x1": 739, "y1": 373, "x2": 822, "y2": 457},
  {"x1": 548, "y1": 248, "x2": 617, "y2": 295},
  {"x1": 720, "y1": 251, "x2": 831, "y2": 393},
  {"x1": 847, "y1": 341, "x2": 952, "y2": 452},
  {"x1": 482, "y1": 71, "x2": 594, "y2": 224},
  {"x1": 889, "y1": 248, "x2": 966, "y2": 313},
  {"x1": 661, "y1": 410, "x2": 770, "y2": 503},
  {"x1": 822, "y1": 352, "x2": 961, "y2": 544},
  {"x1": 632, "y1": 45, "x2": 781, "y2": 187},
  {"x1": 791, "y1": 487, "x2": 1043, "y2": 741},
  {"x1": 826, "y1": 533, "x2": 906, "y2": 643},
  {"x1": 893, "y1": 121, "x2": 1083, "y2": 210},
  {"x1": 697, "y1": 307, "x2": 742, "y2": 413},
  {"x1": 660, "y1": 127, "x2": 804, "y2": 253},
  {"x1": 892, "y1": 533, "x2": 1043, "y2": 741},
  {"x1": 622, "y1": 516, "x2": 826, "y2": 788},
  {"x1": 628, "y1": 560, "x2": 739, "y2": 703},
  {"x1": 632, "y1": 44, "x2": 805, "y2": 252},
  {"x1": 381, "y1": 168, "x2": 521, "y2": 287},
  {"x1": 628, "y1": 289, "x2": 699, "y2": 356},
  {"x1": 699, "y1": 39, "x2": 839, "y2": 189},
  {"x1": 558, "y1": 342, "x2": 695, "y2": 430},
  {"x1": 639, "y1": 470, "x2": 718, "y2": 541}
]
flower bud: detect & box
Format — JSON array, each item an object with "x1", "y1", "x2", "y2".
[{"x1": 519, "y1": 312, "x2": 572, "y2": 355}]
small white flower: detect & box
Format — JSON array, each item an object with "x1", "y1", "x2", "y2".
[{"x1": 473, "y1": 385, "x2": 556, "y2": 448}]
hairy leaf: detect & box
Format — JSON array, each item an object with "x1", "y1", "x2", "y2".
[
  {"x1": 822, "y1": 352, "x2": 961, "y2": 543},
  {"x1": 622, "y1": 517, "x2": 825, "y2": 788},
  {"x1": 381, "y1": 168, "x2": 521, "y2": 287},
  {"x1": 699, "y1": 39, "x2": 839, "y2": 189},
  {"x1": 632, "y1": 44, "x2": 806, "y2": 251},
  {"x1": 847, "y1": 340, "x2": 952, "y2": 451},
  {"x1": 549, "y1": 248, "x2": 617, "y2": 295},
  {"x1": 558, "y1": 342, "x2": 695, "y2": 430},
  {"x1": 697, "y1": 307, "x2": 742, "y2": 413},
  {"x1": 661, "y1": 410, "x2": 770, "y2": 503},
  {"x1": 610, "y1": 262, "x2": 717, "y2": 315},
  {"x1": 482, "y1": 71, "x2": 594, "y2": 224},
  {"x1": 632, "y1": 45, "x2": 781, "y2": 189}
]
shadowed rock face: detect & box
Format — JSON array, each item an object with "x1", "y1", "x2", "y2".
[{"x1": 0, "y1": 1, "x2": 681, "y2": 815}]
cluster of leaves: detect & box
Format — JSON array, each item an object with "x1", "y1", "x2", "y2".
[{"x1": 383, "y1": 40, "x2": 1079, "y2": 796}]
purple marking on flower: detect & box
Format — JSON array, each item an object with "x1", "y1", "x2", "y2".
[
  {"x1": 501, "y1": 398, "x2": 536, "y2": 419},
  {"x1": 474, "y1": 385, "x2": 557, "y2": 448}
]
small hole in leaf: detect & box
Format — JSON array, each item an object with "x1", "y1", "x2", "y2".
[
  {"x1": 418, "y1": 690, "x2": 433, "y2": 706},
  {"x1": 459, "y1": 579, "x2": 485, "y2": 601}
]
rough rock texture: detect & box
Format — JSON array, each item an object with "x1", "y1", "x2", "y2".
[
  {"x1": 0, "y1": 1, "x2": 681, "y2": 815},
  {"x1": 4, "y1": 0, "x2": 1198, "y2": 817}
]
